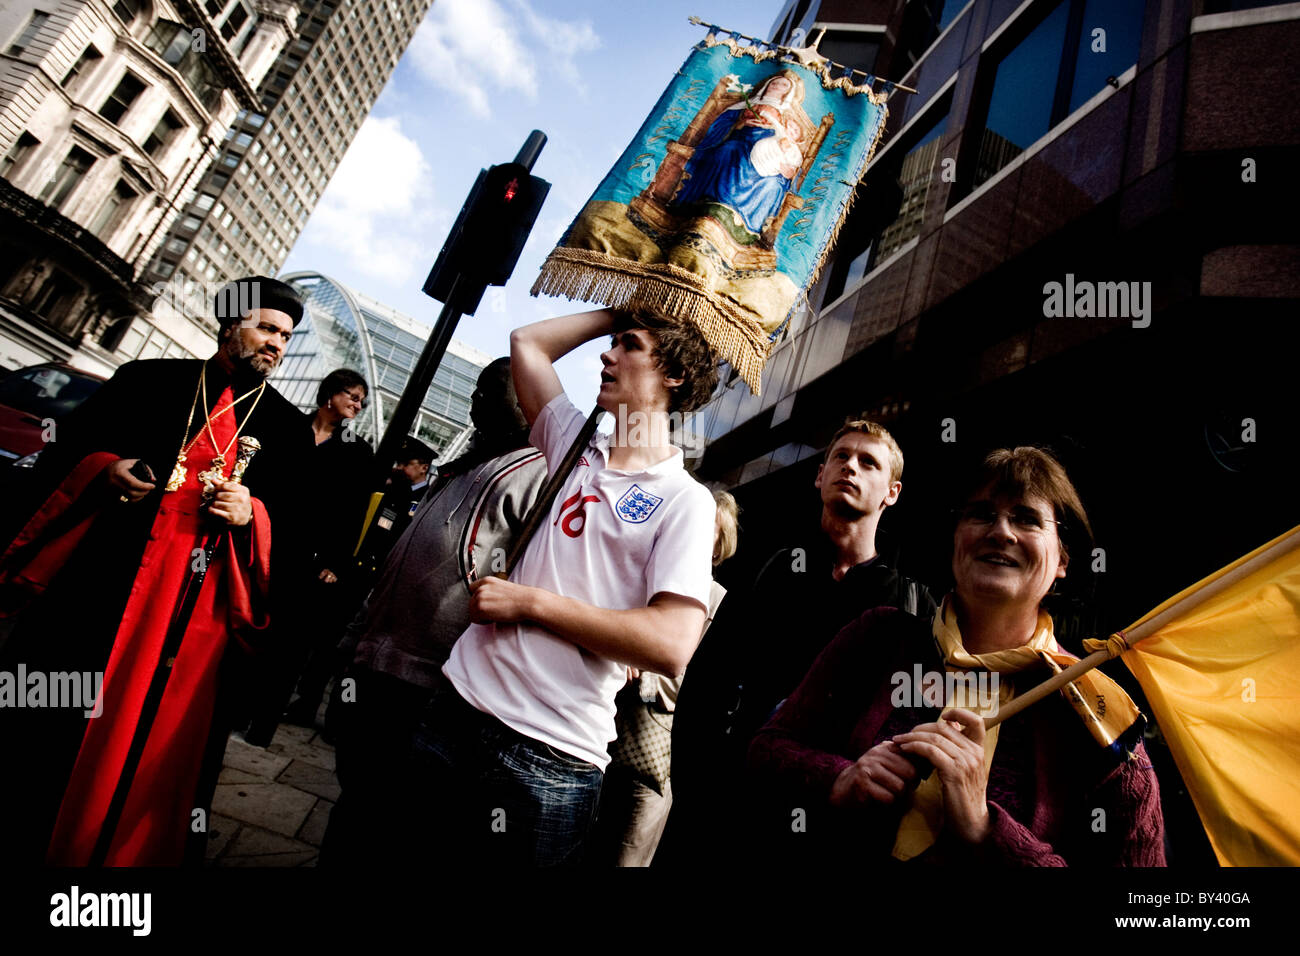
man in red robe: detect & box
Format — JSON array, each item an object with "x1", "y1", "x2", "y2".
[{"x1": 0, "y1": 276, "x2": 313, "y2": 866}]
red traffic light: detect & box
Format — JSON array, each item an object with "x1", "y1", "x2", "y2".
[{"x1": 422, "y1": 132, "x2": 549, "y2": 311}]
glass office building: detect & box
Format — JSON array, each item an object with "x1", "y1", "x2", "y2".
[{"x1": 273, "y1": 271, "x2": 490, "y2": 458}]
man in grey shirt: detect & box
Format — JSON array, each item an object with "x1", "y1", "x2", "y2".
[{"x1": 320, "y1": 358, "x2": 546, "y2": 865}]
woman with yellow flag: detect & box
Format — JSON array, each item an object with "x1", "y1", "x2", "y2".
[{"x1": 749, "y1": 447, "x2": 1166, "y2": 865}]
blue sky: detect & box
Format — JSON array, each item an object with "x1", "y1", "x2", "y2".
[{"x1": 279, "y1": 0, "x2": 784, "y2": 411}]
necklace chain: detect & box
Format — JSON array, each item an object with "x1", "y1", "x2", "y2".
[{"x1": 165, "y1": 363, "x2": 265, "y2": 492}]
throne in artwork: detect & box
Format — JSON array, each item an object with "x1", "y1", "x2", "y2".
[{"x1": 629, "y1": 73, "x2": 834, "y2": 272}]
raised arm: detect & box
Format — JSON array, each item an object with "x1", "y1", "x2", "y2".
[{"x1": 509, "y1": 309, "x2": 617, "y2": 424}]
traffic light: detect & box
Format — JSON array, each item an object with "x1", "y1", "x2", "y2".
[
  {"x1": 422, "y1": 134, "x2": 551, "y2": 314},
  {"x1": 375, "y1": 133, "x2": 549, "y2": 513},
  {"x1": 470, "y1": 162, "x2": 549, "y2": 286}
]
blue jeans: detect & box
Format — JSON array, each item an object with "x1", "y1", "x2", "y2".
[{"x1": 408, "y1": 688, "x2": 603, "y2": 867}]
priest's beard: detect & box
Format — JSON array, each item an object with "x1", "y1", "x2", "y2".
[{"x1": 220, "y1": 330, "x2": 279, "y2": 377}]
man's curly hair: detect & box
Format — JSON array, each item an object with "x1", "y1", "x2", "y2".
[{"x1": 625, "y1": 309, "x2": 719, "y2": 414}]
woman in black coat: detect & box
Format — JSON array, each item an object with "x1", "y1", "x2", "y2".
[{"x1": 248, "y1": 368, "x2": 374, "y2": 738}]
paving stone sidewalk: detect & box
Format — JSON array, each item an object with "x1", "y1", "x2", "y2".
[{"x1": 205, "y1": 721, "x2": 338, "y2": 867}]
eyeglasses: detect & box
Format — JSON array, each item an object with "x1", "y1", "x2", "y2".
[{"x1": 954, "y1": 503, "x2": 1062, "y2": 534}]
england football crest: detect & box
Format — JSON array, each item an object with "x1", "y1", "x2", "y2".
[{"x1": 615, "y1": 484, "x2": 663, "y2": 524}]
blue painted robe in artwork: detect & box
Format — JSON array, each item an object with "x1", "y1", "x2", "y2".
[{"x1": 674, "y1": 113, "x2": 793, "y2": 237}]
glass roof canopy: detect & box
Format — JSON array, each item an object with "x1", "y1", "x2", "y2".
[{"x1": 273, "y1": 271, "x2": 492, "y2": 459}]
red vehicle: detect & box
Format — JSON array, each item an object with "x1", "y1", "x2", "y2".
[{"x1": 0, "y1": 362, "x2": 107, "y2": 470}]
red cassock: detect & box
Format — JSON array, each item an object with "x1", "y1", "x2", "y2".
[{"x1": 3, "y1": 384, "x2": 271, "y2": 866}]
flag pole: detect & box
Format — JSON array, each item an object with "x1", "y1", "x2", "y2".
[
  {"x1": 984, "y1": 524, "x2": 1300, "y2": 729},
  {"x1": 686, "y1": 16, "x2": 918, "y2": 94},
  {"x1": 497, "y1": 406, "x2": 605, "y2": 579}
]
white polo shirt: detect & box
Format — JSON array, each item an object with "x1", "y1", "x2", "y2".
[{"x1": 443, "y1": 393, "x2": 716, "y2": 769}]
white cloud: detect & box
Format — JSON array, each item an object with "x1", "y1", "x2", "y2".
[
  {"x1": 308, "y1": 116, "x2": 435, "y2": 284},
  {"x1": 508, "y1": 0, "x2": 601, "y2": 92},
  {"x1": 409, "y1": 0, "x2": 600, "y2": 118}
]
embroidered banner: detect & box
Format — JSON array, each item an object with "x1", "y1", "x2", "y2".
[{"x1": 531, "y1": 30, "x2": 888, "y2": 393}]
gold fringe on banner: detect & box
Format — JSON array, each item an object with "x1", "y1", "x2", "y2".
[{"x1": 531, "y1": 247, "x2": 775, "y2": 394}]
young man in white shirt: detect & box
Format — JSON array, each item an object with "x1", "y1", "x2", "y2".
[{"x1": 410, "y1": 307, "x2": 719, "y2": 866}]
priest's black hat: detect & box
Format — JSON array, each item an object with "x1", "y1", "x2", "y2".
[{"x1": 213, "y1": 276, "x2": 306, "y2": 328}]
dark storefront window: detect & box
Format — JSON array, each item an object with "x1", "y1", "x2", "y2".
[
  {"x1": 1068, "y1": 0, "x2": 1144, "y2": 112},
  {"x1": 980, "y1": 2, "x2": 1071, "y2": 178},
  {"x1": 964, "y1": 0, "x2": 1144, "y2": 194},
  {"x1": 896, "y1": 1, "x2": 971, "y2": 68},
  {"x1": 821, "y1": 102, "x2": 950, "y2": 303},
  {"x1": 818, "y1": 29, "x2": 882, "y2": 74}
]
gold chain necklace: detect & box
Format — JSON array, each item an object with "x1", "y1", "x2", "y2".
[{"x1": 164, "y1": 365, "x2": 266, "y2": 492}]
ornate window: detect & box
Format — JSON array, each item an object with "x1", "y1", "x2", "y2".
[
  {"x1": 99, "y1": 72, "x2": 146, "y2": 125},
  {"x1": 40, "y1": 146, "x2": 96, "y2": 210}
]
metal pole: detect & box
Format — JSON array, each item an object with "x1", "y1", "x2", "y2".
[
  {"x1": 501, "y1": 406, "x2": 604, "y2": 577},
  {"x1": 371, "y1": 273, "x2": 466, "y2": 483},
  {"x1": 514, "y1": 130, "x2": 547, "y2": 171}
]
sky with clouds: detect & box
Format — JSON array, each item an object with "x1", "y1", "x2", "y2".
[{"x1": 279, "y1": 0, "x2": 782, "y2": 412}]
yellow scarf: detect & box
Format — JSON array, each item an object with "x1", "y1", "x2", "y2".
[{"x1": 891, "y1": 596, "x2": 1141, "y2": 860}]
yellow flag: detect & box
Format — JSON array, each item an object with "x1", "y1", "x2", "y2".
[{"x1": 1118, "y1": 525, "x2": 1300, "y2": 866}]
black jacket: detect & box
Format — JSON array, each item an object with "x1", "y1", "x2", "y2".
[
  {"x1": 301, "y1": 416, "x2": 373, "y2": 577},
  {"x1": 660, "y1": 534, "x2": 937, "y2": 866}
]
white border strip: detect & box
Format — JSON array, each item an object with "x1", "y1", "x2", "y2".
[
  {"x1": 1191, "y1": 3, "x2": 1300, "y2": 34},
  {"x1": 943, "y1": 63, "x2": 1137, "y2": 224},
  {"x1": 811, "y1": 22, "x2": 888, "y2": 33},
  {"x1": 982, "y1": 0, "x2": 1039, "y2": 52}
]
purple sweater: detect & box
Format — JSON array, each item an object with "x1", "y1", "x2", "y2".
[{"x1": 748, "y1": 608, "x2": 1166, "y2": 866}]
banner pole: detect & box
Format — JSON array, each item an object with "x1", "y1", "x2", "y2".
[
  {"x1": 498, "y1": 406, "x2": 605, "y2": 579},
  {"x1": 984, "y1": 525, "x2": 1300, "y2": 729}
]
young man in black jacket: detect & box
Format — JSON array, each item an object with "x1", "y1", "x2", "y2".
[{"x1": 664, "y1": 418, "x2": 937, "y2": 865}]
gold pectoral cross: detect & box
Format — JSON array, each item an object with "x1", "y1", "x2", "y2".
[{"x1": 196, "y1": 454, "x2": 227, "y2": 504}]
